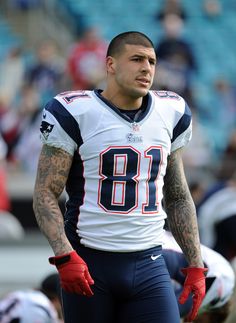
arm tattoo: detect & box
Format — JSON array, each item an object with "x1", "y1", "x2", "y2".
[
  {"x1": 33, "y1": 144, "x2": 73, "y2": 255},
  {"x1": 163, "y1": 148, "x2": 204, "y2": 267}
]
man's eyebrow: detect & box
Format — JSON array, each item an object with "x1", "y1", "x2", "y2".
[{"x1": 130, "y1": 54, "x2": 156, "y2": 62}]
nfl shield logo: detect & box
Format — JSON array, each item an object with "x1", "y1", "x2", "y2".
[{"x1": 132, "y1": 122, "x2": 140, "y2": 132}]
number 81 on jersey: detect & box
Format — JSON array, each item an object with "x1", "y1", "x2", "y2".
[{"x1": 98, "y1": 146, "x2": 162, "y2": 214}]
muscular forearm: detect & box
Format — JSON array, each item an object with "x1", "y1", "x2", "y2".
[
  {"x1": 33, "y1": 190, "x2": 73, "y2": 255},
  {"x1": 164, "y1": 148, "x2": 204, "y2": 268},
  {"x1": 33, "y1": 145, "x2": 74, "y2": 256},
  {"x1": 165, "y1": 197, "x2": 204, "y2": 267}
]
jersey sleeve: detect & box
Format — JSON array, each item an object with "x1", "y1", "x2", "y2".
[
  {"x1": 171, "y1": 102, "x2": 192, "y2": 152},
  {"x1": 40, "y1": 98, "x2": 83, "y2": 155}
]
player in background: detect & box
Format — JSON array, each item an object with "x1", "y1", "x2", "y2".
[
  {"x1": 162, "y1": 230, "x2": 235, "y2": 323},
  {"x1": 0, "y1": 273, "x2": 62, "y2": 323},
  {"x1": 33, "y1": 31, "x2": 206, "y2": 323},
  {"x1": 197, "y1": 173, "x2": 236, "y2": 262}
]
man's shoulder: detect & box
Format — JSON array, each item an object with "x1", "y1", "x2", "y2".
[
  {"x1": 45, "y1": 90, "x2": 97, "y2": 116},
  {"x1": 150, "y1": 90, "x2": 189, "y2": 115},
  {"x1": 55, "y1": 90, "x2": 94, "y2": 104},
  {"x1": 151, "y1": 90, "x2": 182, "y2": 101}
]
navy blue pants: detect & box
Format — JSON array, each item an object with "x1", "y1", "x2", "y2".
[{"x1": 61, "y1": 244, "x2": 180, "y2": 323}]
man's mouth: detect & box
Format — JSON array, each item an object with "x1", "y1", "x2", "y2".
[{"x1": 136, "y1": 78, "x2": 150, "y2": 86}]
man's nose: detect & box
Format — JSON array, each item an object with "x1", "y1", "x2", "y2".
[{"x1": 141, "y1": 60, "x2": 151, "y2": 72}]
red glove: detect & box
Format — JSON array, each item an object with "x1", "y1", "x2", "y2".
[
  {"x1": 49, "y1": 250, "x2": 94, "y2": 296},
  {"x1": 179, "y1": 267, "x2": 208, "y2": 322}
]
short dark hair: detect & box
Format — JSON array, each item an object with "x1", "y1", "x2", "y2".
[
  {"x1": 106, "y1": 31, "x2": 154, "y2": 57},
  {"x1": 40, "y1": 273, "x2": 61, "y2": 300}
]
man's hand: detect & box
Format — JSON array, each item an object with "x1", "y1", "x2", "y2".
[
  {"x1": 49, "y1": 250, "x2": 94, "y2": 296},
  {"x1": 179, "y1": 267, "x2": 208, "y2": 322}
]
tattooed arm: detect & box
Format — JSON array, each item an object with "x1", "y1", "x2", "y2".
[
  {"x1": 163, "y1": 148, "x2": 204, "y2": 267},
  {"x1": 33, "y1": 144, "x2": 73, "y2": 256}
]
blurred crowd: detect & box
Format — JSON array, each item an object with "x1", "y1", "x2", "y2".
[
  {"x1": 0, "y1": 0, "x2": 236, "y2": 322},
  {"x1": 0, "y1": 27, "x2": 107, "y2": 175}
]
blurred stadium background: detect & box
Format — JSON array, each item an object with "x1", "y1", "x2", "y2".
[{"x1": 0, "y1": 0, "x2": 236, "y2": 299}]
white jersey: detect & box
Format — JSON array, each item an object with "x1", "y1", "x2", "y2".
[
  {"x1": 198, "y1": 186, "x2": 236, "y2": 248},
  {"x1": 163, "y1": 231, "x2": 235, "y2": 312},
  {"x1": 0, "y1": 290, "x2": 59, "y2": 323},
  {"x1": 40, "y1": 89, "x2": 192, "y2": 251}
]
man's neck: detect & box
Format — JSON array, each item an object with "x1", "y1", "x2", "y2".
[{"x1": 101, "y1": 89, "x2": 143, "y2": 110}]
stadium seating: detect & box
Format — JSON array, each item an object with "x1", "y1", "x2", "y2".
[
  {"x1": 58, "y1": 0, "x2": 236, "y2": 84},
  {"x1": 0, "y1": 15, "x2": 22, "y2": 60}
]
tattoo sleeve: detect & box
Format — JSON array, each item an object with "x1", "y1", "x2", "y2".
[
  {"x1": 163, "y1": 148, "x2": 204, "y2": 267},
  {"x1": 33, "y1": 144, "x2": 74, "y2": 256}
]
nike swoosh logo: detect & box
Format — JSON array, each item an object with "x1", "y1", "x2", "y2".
[{"x1": 151, "y1": 254, "x2": 162, "y2": 261}]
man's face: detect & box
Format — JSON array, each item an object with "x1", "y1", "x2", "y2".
[{"x1": 109, "y1": 44, "x2": 156, "y2": 98}]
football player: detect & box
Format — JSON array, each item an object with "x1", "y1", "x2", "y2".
[
  {"x1": 33, "y1": 31, "x2": 206, "y2": 323},
  {"x1": 163, "y1": 230, "x2": 235, "y2": 323},
  {"x1": 0, "y1": 273, "x2": 62, "y2": 323}
]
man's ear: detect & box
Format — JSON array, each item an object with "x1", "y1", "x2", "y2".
[{"x1": 106, "y1": 56, "x2": 116, "y2": 74}]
